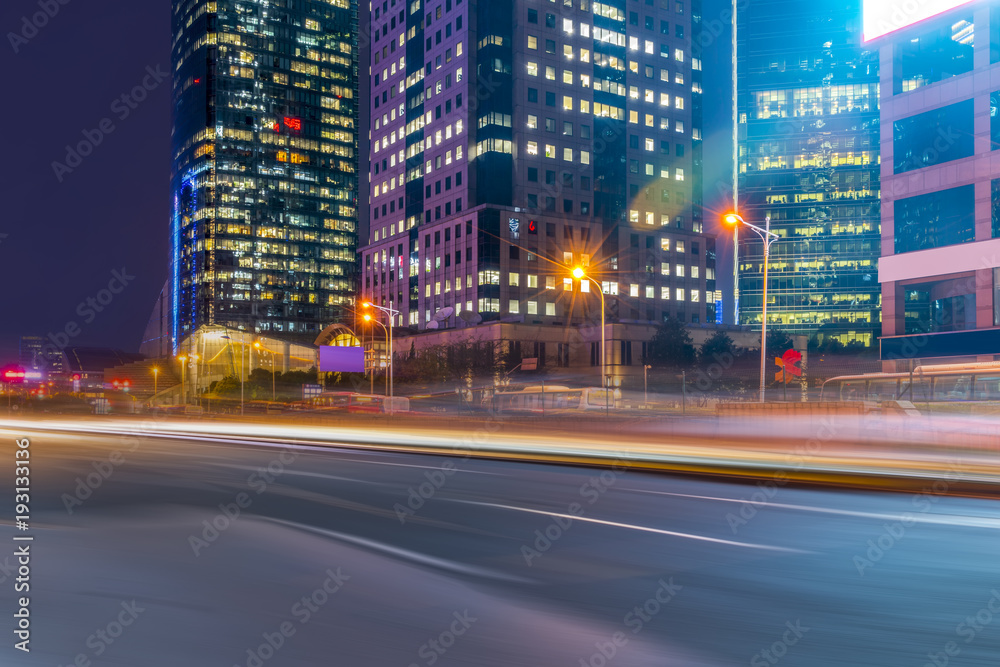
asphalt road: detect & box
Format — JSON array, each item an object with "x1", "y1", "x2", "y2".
[{"x1": 1, "y1": 424, "x2": 999, "y2": 666}]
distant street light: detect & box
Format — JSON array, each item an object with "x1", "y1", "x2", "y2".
[
  {"x1": 177, "y1": 355, "x2": 187, "y2": 405},
  {"x1": 254, "y1": 341, "x2": 276, "y2": 402},
  {"x1": 643, "y1": 364, "x2": 652, "y2": 406},
  {"x1": 724, "y1": 212, "x2": 779, "y2": 403},
  {"x1": 572, "y1": 266, "x2": 608, "y2": 415},
  {"x1": 362, "y1": 301, "x2": 400, "y2": 414},
  {"x1": 190, "y1": 354, "x2": 200, "y2": 405},
  {"x1": 220, "y1": 334, "x2": 246, "y2": 415},
  {"x1": 362, "y1": 314, "x2": 389, "y2": 397}
]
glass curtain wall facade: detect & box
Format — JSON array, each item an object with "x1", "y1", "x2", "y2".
[
  {"x1": 878, "y1": 5, "x2": 1000, "y2": 366},
  {"x1": 362, "y1": 0, "x2": 713, "y2": 330},
  {"x1": 170, "y1": 0, "x2": 359, "y2": 351},
  {"x1": 735, "y1": 0, "x2": 880, "y2": 346}
]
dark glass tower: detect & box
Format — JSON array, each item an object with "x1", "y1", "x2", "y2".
[
  {"x1": 735, "y1": 0, "x2": 880, "y2": 346},
  {"x1": 362, "y1": 0, "x2": 712, "y2": 330},
  {"x1": 170, "y1": 0, "x2": 359, "y2": 350}
]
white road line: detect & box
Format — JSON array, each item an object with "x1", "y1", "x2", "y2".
[
  {"x1": 621, "y1": 489, "x2": 1000, "y2": 529},
  {"x1": 260, "y1": 516, "x2": 535, "y2": 583},
  {"x1": 453, "y1": 500, "x2": 813, "y2": 553}
]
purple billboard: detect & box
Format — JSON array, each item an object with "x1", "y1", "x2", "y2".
[{"x1": 319, "y1": 346, "x2": 365, "y2": 373}]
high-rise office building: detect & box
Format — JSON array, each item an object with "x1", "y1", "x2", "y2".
[
  {"x1": 170, "y1": 0, "x2": 359, "y2": 351},
  {"x1": 18, "y1": 336, "x2": 63, "y2": 375},
  {"x1": 874, "y1": 1, "x2": 1000, "y2": 367},
  {"x1": 361, "y1": 0, "x2": 713, "y2": 330},
  {"x1": 735, "y1": 0, "x2": 881, "y2": 346}
]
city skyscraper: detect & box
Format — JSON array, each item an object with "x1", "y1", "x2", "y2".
[
  {"x1": 875, "y1": 2, "x2": 1000, "y2": 368},
  {"x1": 170, "y1": 0, "x2": 359, "y2": 351},
  {"x1": 361, "y1": 0, "x2": 713, "y2": 331},
  {"x1": 735, "y1": 0, "x2": 881, "y2": 346}
]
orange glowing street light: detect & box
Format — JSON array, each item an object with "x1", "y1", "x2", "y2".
[
  {"x1": 362, "y1": 312, "x2": 389, "y2": 397},
  {"x1": 359, "y1": 299, "x2": 400, "y2": 413},
  {"x1": 571, "y1": 266, "x2": 609, "y2": 414},
  {"x1": 724, "y1": 212, "x2": 779, "y2": 403},
  {"x1": 177, "y1": 354, "x2": 188, "y2": 404},
  {"x1": 253, "y1": 341, "x2": 276, "y2": 401}
]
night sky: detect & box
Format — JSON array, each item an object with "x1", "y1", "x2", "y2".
[{"x1": 0, "y1": 0, "x2": 734, "y2": 365}]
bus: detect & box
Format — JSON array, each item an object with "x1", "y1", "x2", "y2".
[
  {"x1": 310, "y1": 391, "x2": 410, "y2": 413},
  {"x1": 821, "y1": 362, "x2": 1000, "y2": 403},
  {"x1": 491, "y1": 386, "x2": 621, "y2": 412},
  {"x1": 347, "y1": 395, "x2": 410, "y2": 413}
]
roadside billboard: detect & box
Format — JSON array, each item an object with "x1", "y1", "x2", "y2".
[{"x1": 319, "y1": 345, "x2": 365, "y2": 373}]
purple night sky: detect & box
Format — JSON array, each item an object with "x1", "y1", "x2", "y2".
[{"x1": 0, "y1": 0, "x2": 734, "y2": 364}]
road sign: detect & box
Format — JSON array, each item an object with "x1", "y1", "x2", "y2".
[{"x1": 521, "y1": 358, "x2": 538, "y2": 371}]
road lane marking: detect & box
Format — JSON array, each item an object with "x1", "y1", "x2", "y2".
[
  {"x1": 621, "y1": 489, "x2": 1000, "y2": 529},
  {"x1": 452, "y1": 500, "x2": 813, "y2": 553},
  {"x1": 259, "y1": 516, "x2": 535, "y2": 583}
]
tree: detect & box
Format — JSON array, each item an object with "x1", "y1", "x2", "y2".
[
  {"x1": 694, "y1": 331, "x2": 756, "y2": 395},
  {"x1": 645, "y1": 317, "x2": 695, "y2": 368},
  {"x1": 808, "y1": 332, "x2": 844, "y2": 354},
  {"x1": 277, "y1": 370, "x2": 316, "y2": 387},
  {"x1": 699, "y1": 331, "x2": 738, "y2": 367},
  {"x1": 767, "y1": 328, "x2": 794, "y2": 357}
]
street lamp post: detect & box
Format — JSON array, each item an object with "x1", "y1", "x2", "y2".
[
  {"x1": 177, "y1": 355, "x2": 187, "y2": 405},
  {"x1": 643, "y1": 364, "x2": 651, "y2": 406},
  {"x1": 218, "y1": 334, "x2": 246, "y2": 414},
  {"x1": 190, "y1": 354, "x2": 200, "y2": 406},
  {"x1": 254, "y1": 341, "x2": 276, "y2": 402},
  {"x1": 363, "y1": 314, "x2": 390, "y2": 397},
  {"x1": 572, "y1": 267, "x2": 608, "y2": 415},
  {"x1": 152, "y1": 367, "x2": 159, "y2": 397},
  {"x1": 239, "y1": 332, "x2": 247, "y2": 415},
  {"x1": 363, "y1": 301, "x2": 400, "y2": 414},
  {"x1": 724, "y1": 213, "x2": 779, "y2": 403}
]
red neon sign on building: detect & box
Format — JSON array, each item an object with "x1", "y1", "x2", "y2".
[{"x1": 283, "y1": 116, "x2": 301, "y2": 131}]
